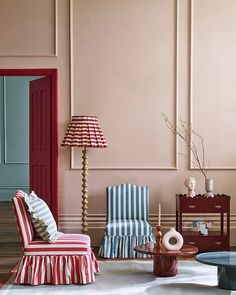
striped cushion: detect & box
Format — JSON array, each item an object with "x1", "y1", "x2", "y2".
[
  {"x1": 24, "y1": 191, "x2": 63, "y2": 242},
  {"x1": 107, "y1": 184, "x2": 149, "y2": 221},
  {"x1": 105, "y1": 219, "x2": 152, "y2": 236},
  {"x1": 24, "y1": 234, "x2": 90, "y2": 256}
]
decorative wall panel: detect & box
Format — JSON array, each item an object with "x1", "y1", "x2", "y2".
[
  {"x1": 4, "y1": 77, "x2": 29, "y2": 164},
  {"x1": 0, "y1": 76, "x2": 39, "y2": 200},
  {"x1": 190, "y1": 0, "x2": 236, "y2": 169},
  {"x1": 0, "y1": 0, "x2": 57, "y2": 56},
  {"x1": 70, "y1": 0, "x2": 178, "y2": 170}
]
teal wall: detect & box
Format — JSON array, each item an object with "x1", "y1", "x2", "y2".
[{"x1": 0, "y1": 76, "x2": 41, "y2": 200}]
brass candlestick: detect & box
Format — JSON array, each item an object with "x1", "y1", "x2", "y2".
[{"x1": 156, "y1": 225, "x2": 162, "y2": 250}]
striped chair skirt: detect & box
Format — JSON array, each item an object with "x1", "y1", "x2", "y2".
[
  {"x1": 16, "y1": 234, "x2": 99, "y2": 285},
  {"x1": 99, "y1": 219, "x2": 155, "y2": 258},
  {"x1": 13, "y1": 192, "x2": 99, "y2": 285}
]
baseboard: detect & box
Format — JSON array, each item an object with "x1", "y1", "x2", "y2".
[{"x1": 59, "y1": 213, "x2": 236, "y2": 247}]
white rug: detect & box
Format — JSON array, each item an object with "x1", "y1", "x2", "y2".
[{"x1": 1, "y1": 260, "x2": 235, "y2": 294}]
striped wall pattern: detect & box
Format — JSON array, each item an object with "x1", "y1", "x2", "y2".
[
  {"x1": 12, "y1": 192, "x2": 99, "y2": 285},
  {"x1": 99, "y1": 184, "x2": 155, "y2": 258}
]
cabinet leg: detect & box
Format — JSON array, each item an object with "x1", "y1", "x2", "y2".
[
  {"x1": 176, "y1": 210, "x2": 179, "y2": 231},
  {"x1": 221, "y1": 212, "x2": 224, "y2": 235},
  {"x1": 180, "y1": 213, "x2": 182, "y2": 232}
]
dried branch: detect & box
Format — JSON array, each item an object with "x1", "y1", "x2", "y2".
[{"x1": 162, "y1": 113, "x2": 209, "y2": 180}]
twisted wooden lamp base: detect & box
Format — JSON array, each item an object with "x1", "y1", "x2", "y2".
[{"x1": 81, "y1": 147, "x2": 88, "y2": 233}]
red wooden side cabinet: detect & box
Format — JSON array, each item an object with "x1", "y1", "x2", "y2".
[{"x1": 176, "y1": 194, "x2": 230, "y2": 252}]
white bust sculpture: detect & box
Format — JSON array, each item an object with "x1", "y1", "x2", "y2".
[{"x1": 184, "y1": 177, "x2": 196, "y2": 197}]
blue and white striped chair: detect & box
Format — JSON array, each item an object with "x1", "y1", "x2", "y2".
[{"x1": 99, "y1": 183, "x2": 155, "y2": 258}]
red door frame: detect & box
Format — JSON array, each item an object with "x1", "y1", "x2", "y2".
[{"x1": 0, "y1": 69, "x2": 58, "y2": 222}]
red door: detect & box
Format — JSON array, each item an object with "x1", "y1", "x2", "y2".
[{"x1": 29, "y1": 77, "x2": 54, "y2": 216}]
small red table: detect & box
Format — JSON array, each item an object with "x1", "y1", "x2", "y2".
[{"x1": 134, "y1": 243, "x2": 198, "y2": 277}]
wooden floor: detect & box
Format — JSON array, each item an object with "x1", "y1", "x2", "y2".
[{"x1": 0, "y1": 201, "x2": 22, "y2": 282}]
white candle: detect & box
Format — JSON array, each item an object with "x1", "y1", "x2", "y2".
[{"x1": 158, "y1": 203, "x2": 161, "y2": 226}]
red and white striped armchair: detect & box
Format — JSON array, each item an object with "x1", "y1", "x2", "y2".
[{"x1": 12, "y1": 190, "x2": 99, "y2": 285}]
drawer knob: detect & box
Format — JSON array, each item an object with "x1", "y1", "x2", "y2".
[
  {"x1": 215, "y1": 241, "x2": 222, "y2": 245},
  {"x1": 188, "y1": 205, "x2": 195, "y2": 209},
  {"x1": 215, "y1": 205, "x2": 222, "y2": 209},
  {"x1": 188, "y1": 241, "x2": 195, "y2": 245}
]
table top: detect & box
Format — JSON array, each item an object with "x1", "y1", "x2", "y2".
[
  {"x1": 134, "y1": 243, "x2": 198, "y2": 257},
  {"x1": 196, "y1": 251, "x2": 236, "y2": 267}
]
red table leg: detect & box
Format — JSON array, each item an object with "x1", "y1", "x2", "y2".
[{"x1": 153, "y1": 255, "x2": 178, "y2": 277}]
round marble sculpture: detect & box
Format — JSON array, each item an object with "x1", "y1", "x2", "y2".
[{"x1": 162, "y1": 228, "x2": 184, "y2": 251}]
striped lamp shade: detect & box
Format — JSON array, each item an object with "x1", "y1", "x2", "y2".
[{"x1": 61, "y1": 115, "x2": 107, "y2": 148}]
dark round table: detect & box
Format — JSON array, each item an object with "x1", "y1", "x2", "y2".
[
  {"x1": 134, "y1": 243, "x2": 198, "y2": 277},
  {"x1": 196, "y1": 251, "x2": 236, "y2": 290}
]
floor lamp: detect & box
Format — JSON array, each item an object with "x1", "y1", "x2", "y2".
[{"x1": 62, "y1": 115, "x2": 107, "y2": 233}]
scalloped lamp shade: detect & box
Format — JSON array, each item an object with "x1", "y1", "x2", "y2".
[{"x1": 61, "y1": 115, "x2": 107, "y2": 148}]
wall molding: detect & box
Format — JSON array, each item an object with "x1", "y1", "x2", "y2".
[
  {"x1": 59, "y1": 213, "x2": 178, "y2": 231},
  {"x1": 59, "y1": 212, "x2": 236, "y2": 246},
  {"x1": 0, "y1": 185, "x2": 29, "y2": 189},
  {"x1": 0, "y1": 185, "x2": 29, "y2": 200},
  {"x1": 0, "y1": 185, "x2": 29, "y2": 193},
  {"x1": 69, "y1": 0, "x2": 179, "y2": 171},
  {"x1": 189, "y1": 0, "x2": 236, "y2": 170},
  {"x1": 3, "y1": 77, "x2": 29, "y2": 164},
  {"x1": 59, "y1": 213, "x2": 236, "y2": 229},
  {"x1": 0, "y1": 0, "x2": 58, "y2": 57}
]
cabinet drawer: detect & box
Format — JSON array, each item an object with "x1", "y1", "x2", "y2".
[
  {"x1": 184, "y1": 236, "x2": 229, "y2": 252},
  {"x1": 179, "y1": 200, "x2": 229, "y2": 213}
]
